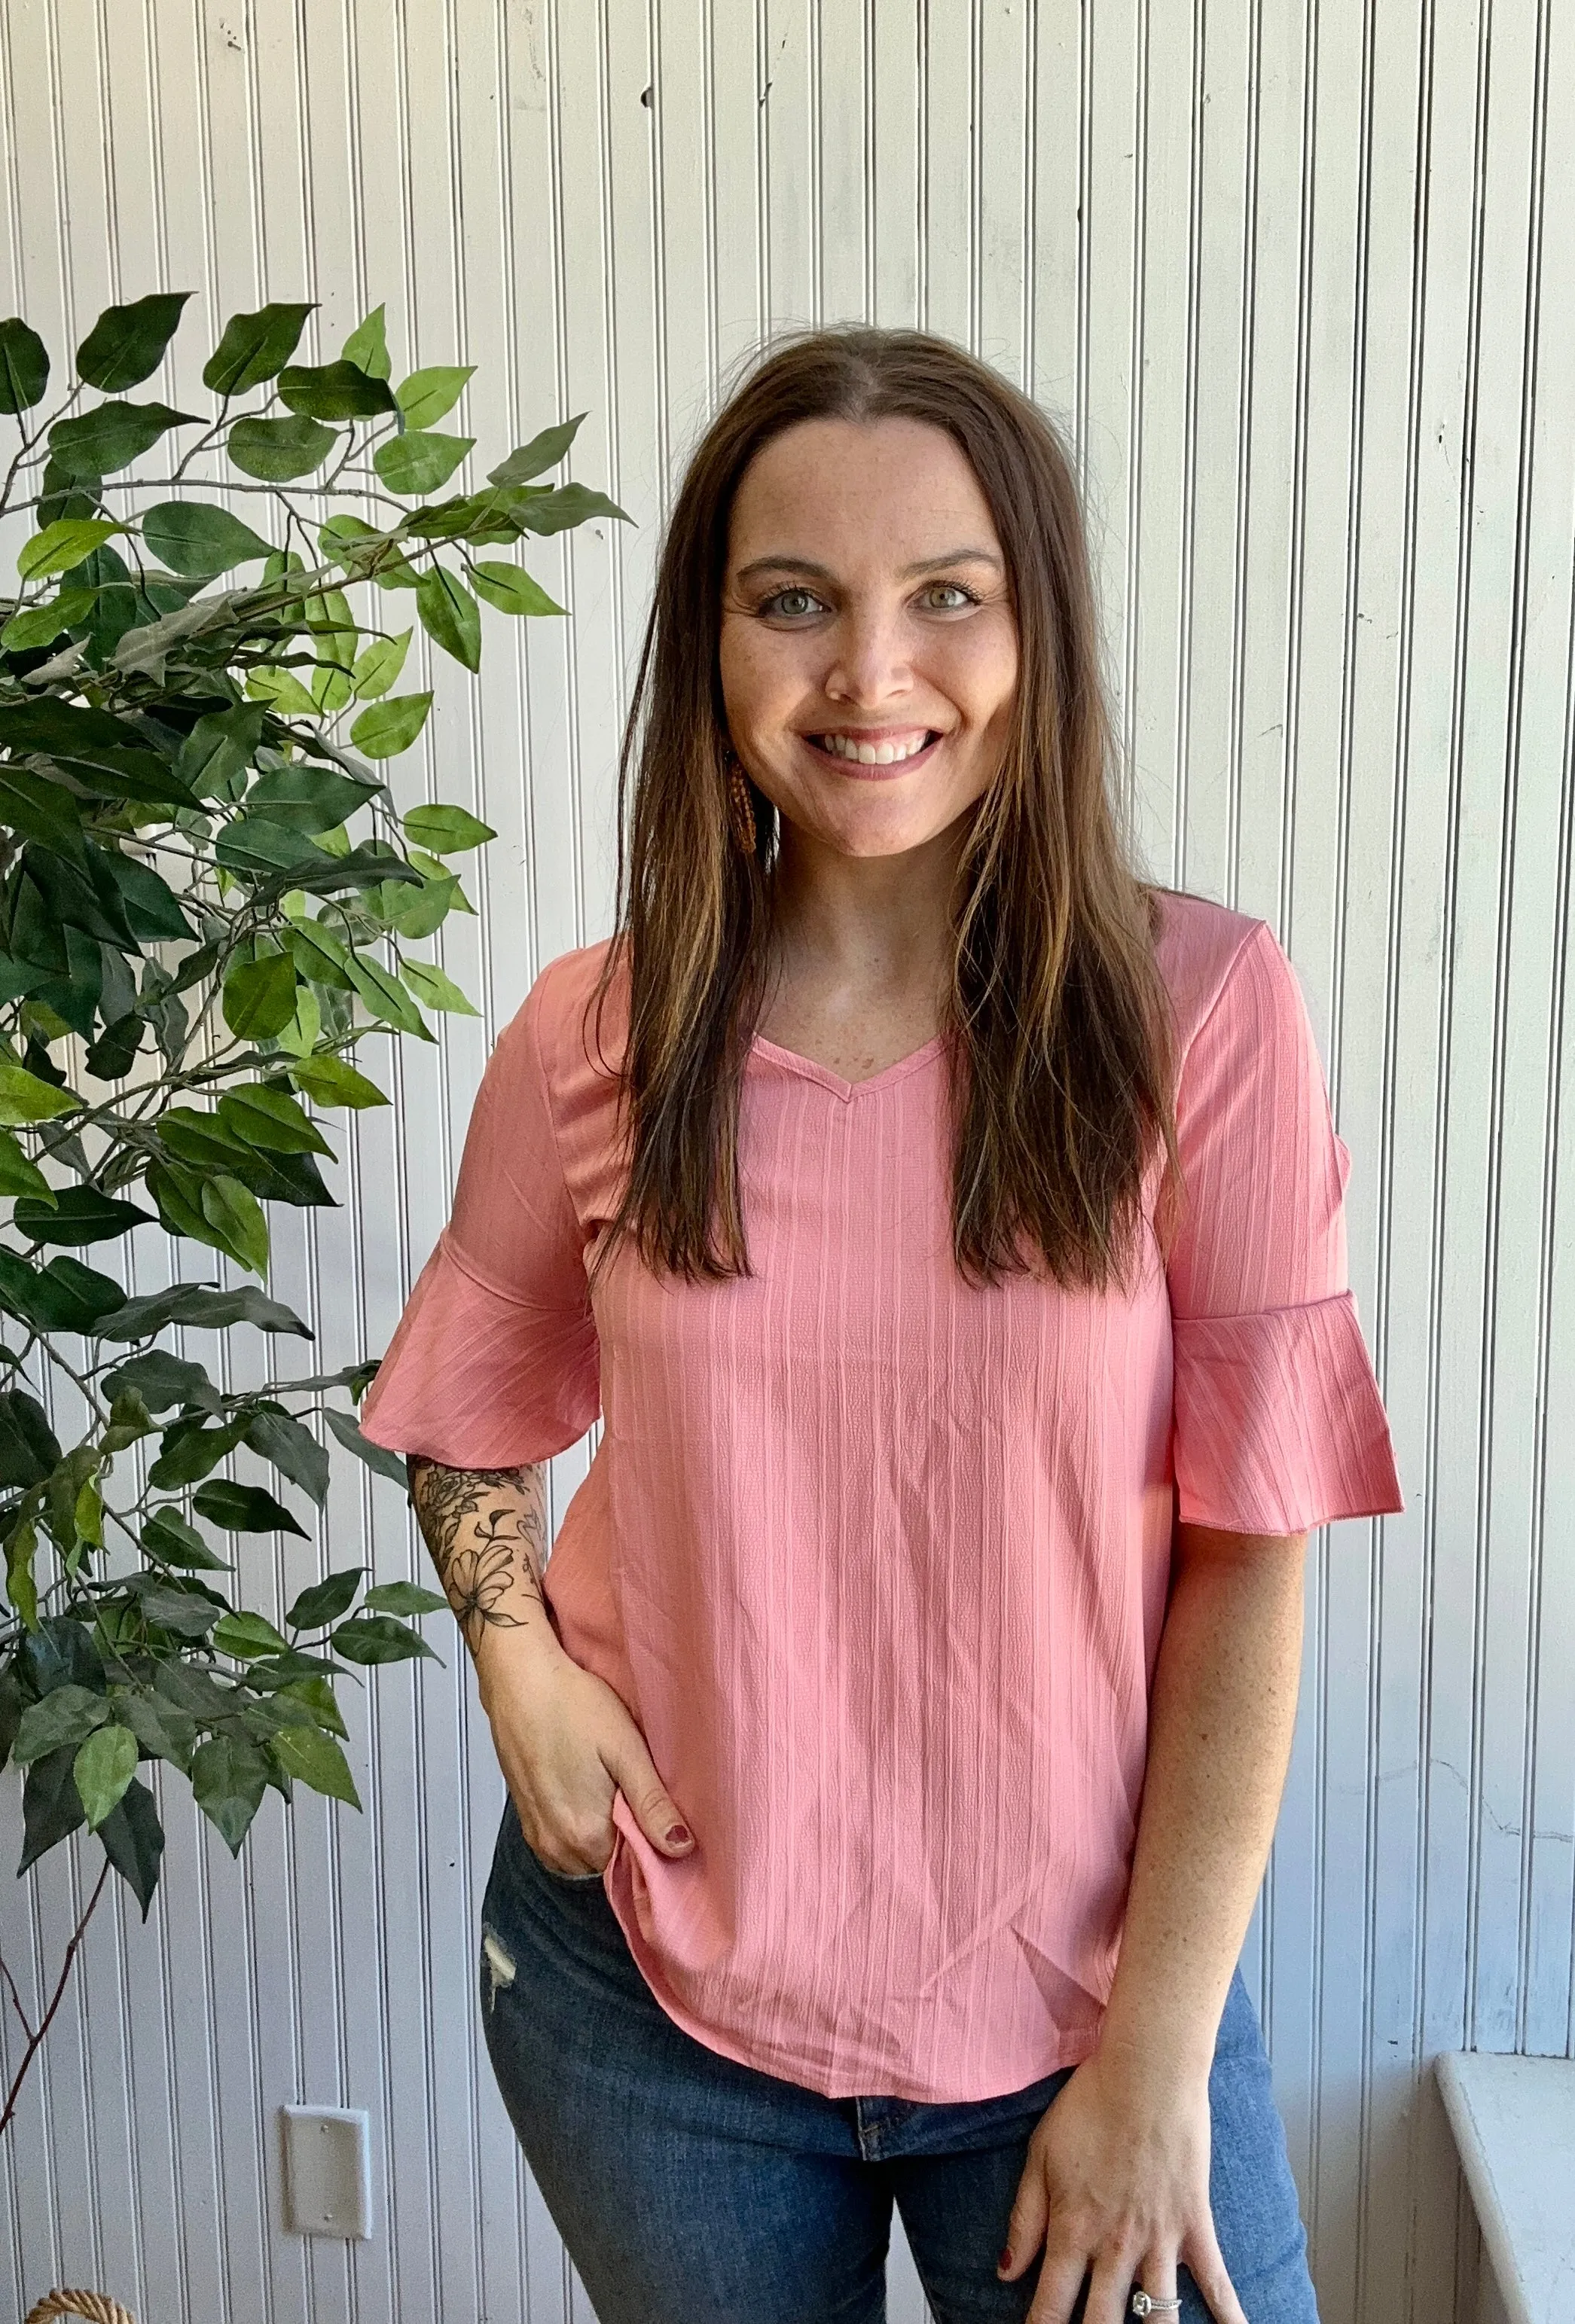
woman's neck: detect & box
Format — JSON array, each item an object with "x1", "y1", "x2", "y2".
[{"x1": 756, "y1": 819, "x2": 964, "y2": 1069}]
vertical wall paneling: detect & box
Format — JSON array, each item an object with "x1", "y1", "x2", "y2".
[{"x1": 0, "y1": 6, "x2": 1570, "y2": 2321}]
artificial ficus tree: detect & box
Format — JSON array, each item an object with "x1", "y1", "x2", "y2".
[{"x1": 0, "y1": 289, "x2": 624, "y2": 2130}]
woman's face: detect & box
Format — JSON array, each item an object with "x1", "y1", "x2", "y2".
[{"x1": 718, "y1": 416, "x2": 1019, "y2": 862}]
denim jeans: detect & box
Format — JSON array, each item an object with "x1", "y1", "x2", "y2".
[{"x1": 480, "y1": 1799, "x2": 1319, "y2": 2324}]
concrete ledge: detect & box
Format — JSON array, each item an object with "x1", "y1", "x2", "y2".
[{"x1": 1435, "y1": 2051, "x2": 1575, "y2": 2324}]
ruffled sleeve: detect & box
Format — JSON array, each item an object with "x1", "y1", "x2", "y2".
[
  {"x1": 359, "y1": 966, "x2": 600, "y2": 1468},
  {"x1": 1165, "y1": 921, "x2": 1403, "y2": 1533}
]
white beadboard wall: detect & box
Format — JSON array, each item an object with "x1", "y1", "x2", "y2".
[{"x1": 0, "y1": 4, "x2": 1571, "y2": 2322}]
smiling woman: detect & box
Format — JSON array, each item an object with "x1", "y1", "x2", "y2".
[{"x1": 359, "y1": 326, "x2": 1403, "y2": 2324}]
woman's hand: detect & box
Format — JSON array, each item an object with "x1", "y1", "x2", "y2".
[
  {"x1": 997, "y1": 2042, "x2": 1245, "y2": 2324},
  {"x1": 478, "y1": 1627, "x2": 696, "y2": 1875}
]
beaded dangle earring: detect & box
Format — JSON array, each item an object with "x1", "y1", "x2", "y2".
[{"x1": 723, "y1": 745, "x2": 757, "y2": 856}]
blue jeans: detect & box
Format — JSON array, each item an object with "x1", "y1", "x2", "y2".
[{"x1": 480, "y1": 1801, "x2": 1319, "y2": 2323}]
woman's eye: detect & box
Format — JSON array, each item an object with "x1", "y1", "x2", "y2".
[
  {"x1": 917, "y1": 582, "x2": 978, "y2": 612},
  {"x1": 759, "y1": 586, "x2": 826, "y2": 619}
]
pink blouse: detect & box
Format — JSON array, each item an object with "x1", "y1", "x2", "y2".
[{"x1": 361, "y1": 888, "x2": 1403, "y2": 2103}]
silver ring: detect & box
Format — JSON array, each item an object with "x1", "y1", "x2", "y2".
[{"x1": 1130, "y1": 2296, "x2": 1183, "y2": 2318}]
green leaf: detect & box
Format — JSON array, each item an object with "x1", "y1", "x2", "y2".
[
  {"x1": 105, "y1": 1388, "x2": 158, "y2": 1459},
  {"x1": 227, "y1": 413, "x2": 338, "y2": 482},
  {"x1": 362, "y1": 1580, "x2": 447, "y2": 1616},
  {"x1": 246, "y1": 760, "x2": 378, "y2": 834},
  {"x1": 75, "y1": 292, "x2": 191, "y2": 391},
  {"x1": 374, "y1": 429, "x2": 473, "y2": 496},
  {"x1": 268, "y1": 1722, "x2": 360, "y2": 1807},
  {"x1": 349, "y1": 691, "x2": 432, "y2": 759},
  {"x1": 19, "y1": 1745, "x2": 87, "y2": 1871},
  {"x1": 341, "y1": 303, "x2": 390, "y2": 380},
  {"x1": 245, "y1": 664, "x2": 320, "y2": 717},
  {"x1": 322, "y1": 1404, "x2": 407, "y2": 1487},
  {"x1": 212, "y1": 1609, "x2": 290, "y2": 1659},
  {"x1": 470, "y1": 558, "x2": 566, "y2": 618},
  {"x1": 287, "y1": 1567, "x2": 363, "y2": 1630},
  {"x1": 0, "y1": 1392, "x2": 61, "y2": 1489},
  {"x1": 398, "y1": 958, "x2": 478, "y2": 1016},
  {"x1": 2, "y1": 588, "x2": 97, "y2": 648},
  {"x1": 111, "y1": 1685, "x2": 197, "y2": 1768},
  {"x1": 17, "y1": 517, "x2": 124, "y2": 583},
  {"x1": 215, "y1": 813, "x2": 336, "y2": 880},
  {"x1": 401, "y1": 802, "x2": 495, "y2": 854},
  {"x1": 0, "y1": 1058, "x2": 79, "y2": 1125},
  {"x1": 13, "y1": 1185, "x2": 154, "y2": 1246},
  {"x1": 0, "y1": 1252, "x2": 124, "y2": 1334},
  {"x1": 99, "y1": 1282, "x2": 309, "y2": 1340},
  {"x1": 0, "y1": 767, "x2": 87, "y2": 869},
  {"x1": 219, "y1": 1084, "x2": 331, "y2": 1156},
  {"x1": 203, "y1": 300, "x2": 313, "y2": 393},
  {"x1": 49, "y1": 400, "x2": 199, "y2": 479},
  {"x1": 74, "y1": 1722, "x2": 138, "y2": 1828},
  {"x1": 0, "y1": 1126, "x2": 54, "y2": 1203},
  {"x1": 140, "y1": 501, "x2": 273, "y2": 579},
  {"x1": 141, "y1": 1509, "x2": 232, "y2": 1572},
  {"x1": 98, "y1": 1776, "x2": 165, "y2": 1915},
  {"x1": 199, "y1": 1176, "x2": 270, "y2": 1277},
  {"x1": 277, "y1": 359, "x2": 398, "y2": 420},
  {"x1": 416, "y1": 565, "x2": 481, "y2": 670},
  {"x1": 132, "y1": 1575, "x2": 226, "y2": 1638},
  {"x1": 332, "y1": 1614, "x2": 438, "y2": 1666},
  {"x1": 486, "y1": 413, "x2": 585, "y2": 486},
  {"x1": 286, "y1": 1054, "x2": 389, "y2": 1110},
  {"x1": 276, "y1": 1673, "x2": 346, "y2": 1737},
  {"x1": 0, "y1": 1668, "x2": 23, "y2": 1772},
  {"x1": 395, "y1": 364, "x2": 474, "y2": 429},
  {"x1": 0, "y1": 316, "x2": 50, "y2": 413},
  {"x1": 146, "y1": 1416, "x2": 248, "y2": 1490},
  {"x1": 349, "y1": 627, "x2": 413, "y2": 700},
  {"x1": 282, "y1": 919, "x2": 356, "y2": 991},
  {"x1": 344, "y1": 953, "x2": 432, "y2": 1038},
  {"x1": 222, "y1": 950, "x2": 300, "y2": 1040},
  {"x1": 194, "y1": 1478, "x2": 310, "y2": 1538},
  {"x1": 514, "y1": 481, "x2": 630, "y2": 536},
  {"x1": 14, "y1": 1683, "x2": 110, "y2": 1766},
  {"x1": 4, "y1": 1514, "x2": 38, "y2": 1627},
  {"x1": 176, "y1": 702, "x2": 266, "y2": 800},
  {"x1": 104, "y1": 1350, "x2": 224, "y2": 1416},
  {"x1": 245, "y1": 1408, "x2": 331, "y2": 1504},
  {"x1": 377, "y1": 868, "x2": 458, "y2": 939},
  {"x1": 191, "y1": 1732, "x2": 270, "y2": 1853}
]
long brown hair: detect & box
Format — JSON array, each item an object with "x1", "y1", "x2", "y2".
[{"x1": 592, "y1": 325, "x2": 1178, "y2": 1292}]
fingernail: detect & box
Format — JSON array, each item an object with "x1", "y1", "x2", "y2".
[
  {"x1": 666, "y1": 1824, "x2": 691, "y2": 1847},
  {"x1": 998, "y1": 2247, "x2": 1012, "y2": 2274}
]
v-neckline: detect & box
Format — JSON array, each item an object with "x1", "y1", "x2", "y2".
[{"x1": 747, "y1": 1030, "x2": 948, "y2": 1103}]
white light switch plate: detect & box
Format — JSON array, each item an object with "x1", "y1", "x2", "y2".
[{"x1": 280, "y1": 2105, "x2": 372, "y2": 2238}]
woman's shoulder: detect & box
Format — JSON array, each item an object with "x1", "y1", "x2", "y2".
[
  {"x1": 501, "y1": 938, "x2": 627, "y2": 1108},
  {"x1": 1146, "y1": 883, "x2": 1284, "y2": 1052}
]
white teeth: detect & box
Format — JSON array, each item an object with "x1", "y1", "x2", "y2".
[{"x1": 816, "y1": 731, "x2": 932, "y2": 764}]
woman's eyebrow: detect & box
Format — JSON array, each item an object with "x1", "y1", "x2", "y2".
[{"x1": 731, "y1": 547, "x2": 1004, "y2": 585}]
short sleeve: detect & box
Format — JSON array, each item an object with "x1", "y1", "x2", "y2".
[
  {"x1": 359, "y1": 969, "x2": 600, "y2": 1467},
  {"x1": 1165, "y1": 920, "x2": 1403, "y2": 1533}
]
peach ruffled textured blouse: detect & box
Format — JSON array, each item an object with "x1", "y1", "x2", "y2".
[{"x1": 361, "y1": 889, "x2": 1403, "y2": 2103}]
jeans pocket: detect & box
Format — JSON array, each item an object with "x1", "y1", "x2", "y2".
[{"x1": 523, "y1": 1836, "x2": 606, "y2": 1886}]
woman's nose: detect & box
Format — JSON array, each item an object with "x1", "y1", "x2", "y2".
[{"x1": 820, "y1": 603, "x2": 915, "y2": 706}]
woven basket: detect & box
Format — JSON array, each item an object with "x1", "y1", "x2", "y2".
[{"x1": 25, "y1": 2294, "x2": 137, "y2": 2324}]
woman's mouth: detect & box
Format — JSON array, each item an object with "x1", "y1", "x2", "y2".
[{"x1": 801, "y1": 728, "x2": 942, "y2": 776}]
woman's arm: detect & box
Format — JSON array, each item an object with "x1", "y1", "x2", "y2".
[
  {"x1": 408, "y1": 1456, "x2": 557, "y2": 1659},
  {"x1": 1000, "y1": 1520, "x2": 1308, "y2": 2324},
  {"x1": 407, "y1": 1456, "x2": 697, "y2": 1875}
]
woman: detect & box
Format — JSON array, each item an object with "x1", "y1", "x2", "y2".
[{"x1": 360, "y1": 327, "x2": 1403, "y2": 2324}]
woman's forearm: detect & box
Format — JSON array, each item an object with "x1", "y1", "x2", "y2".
[
  {"x1": 1097, "y1": 1520, "x2": 1308, "y2": 2082},
  {"x1": 407, "y1": 1456, "x2": 564, "y2": 1693}
]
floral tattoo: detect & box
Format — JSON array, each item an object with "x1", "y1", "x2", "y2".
[{"x1": 407, "y1": 1457, "x2": 549, "y2": 1649}]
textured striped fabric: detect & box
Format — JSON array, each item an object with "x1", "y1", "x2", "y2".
[{"x1": 361, "y1": 888, "x2": 1403, "y2": 2102}]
